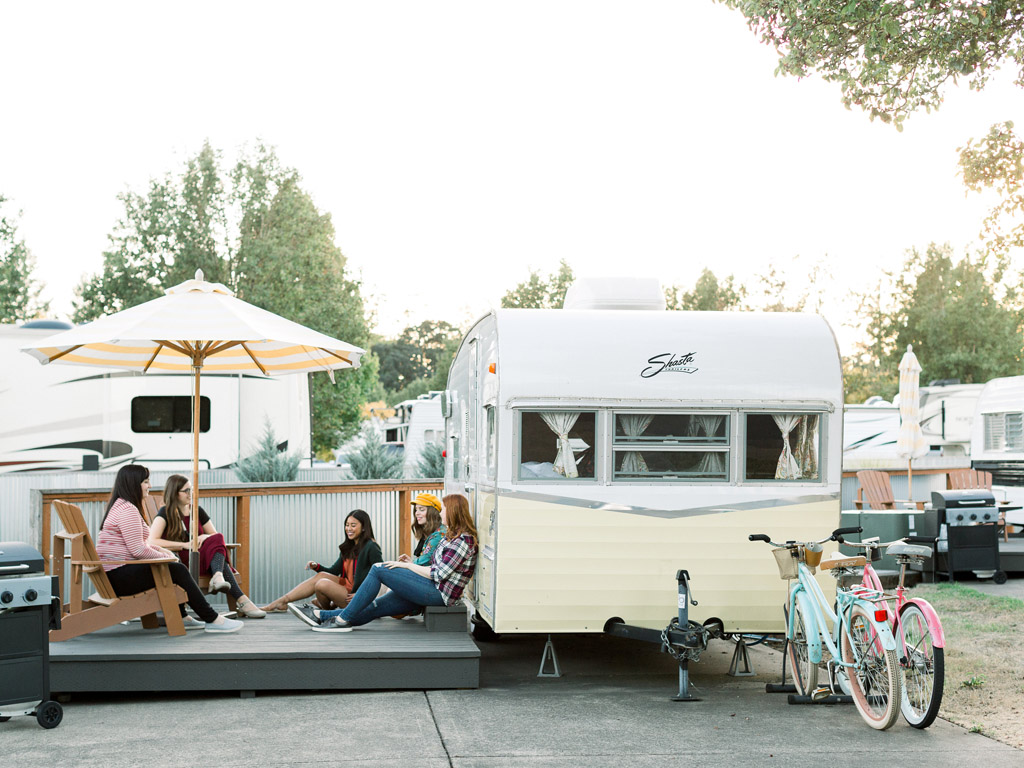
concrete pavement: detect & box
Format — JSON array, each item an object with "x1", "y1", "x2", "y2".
[{"x1": 4, "y1": 630, "x2": 1021, "y2": 767}]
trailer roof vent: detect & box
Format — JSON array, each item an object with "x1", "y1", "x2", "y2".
[{"x1": 563, "y1": 277, "x2": 665, "y2": 311}]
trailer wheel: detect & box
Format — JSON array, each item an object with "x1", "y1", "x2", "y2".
[
  {"x1": 0, "y1": 717, "x2": 10, "y2": 723},
  {"x1": 35, "y1": 701, "x2": 62, "y2": 729},
  {"x1": 471, "y1": 612, "x2": 500, "y2": 642},
  {"x1": 994, "y1": 571, "x2": 1008, "y2": 585}
]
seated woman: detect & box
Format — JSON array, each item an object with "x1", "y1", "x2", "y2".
[
  {"x1": 290, "y1": 493, "x2": 477, "y2": 632},
  {"x1": 96, "y1": 464, "x2": 243, "y2": 634},
  {"x1": 262, "y1": 509, "x2": 382, "y2": 614},
  {"x1": 403, "y1": 493, "x2": 447, "y2": 566},
  {"x1": 147, "y1": 474, "x2": 265, "y2": 619}
]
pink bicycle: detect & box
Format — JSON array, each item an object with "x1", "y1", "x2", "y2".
[{"x1": 838, "y1": 535, "x2": 945, "y2": 729}]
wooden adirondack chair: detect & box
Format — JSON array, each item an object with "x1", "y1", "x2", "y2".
[
  {"x1": 854, "y1": 470, "x2": 925, "y2": 511},
  {"x1": 49, "y1": 500, "x2": 188, "y2": 641},
  {"x1": 947, "y1": 468, "x2": 1010, "y2": 541},
  {"x1": 141, "y1": 495, "x2": 240, "y2": 611},
  {"x1": 946, "y1": 468, "x2": 993, "y2": 491}
]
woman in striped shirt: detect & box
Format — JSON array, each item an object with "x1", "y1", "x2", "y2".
[
  {"x1": 97, "y1": 464, "x2": 243, "y2": 634},
  {"x1": 290, "y1": 493, "x2": 478, "y2": 632}
]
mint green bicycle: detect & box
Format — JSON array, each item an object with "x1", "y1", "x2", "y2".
[{"x1": 750, "y1": 527, "x2": 904, "y2": 730}]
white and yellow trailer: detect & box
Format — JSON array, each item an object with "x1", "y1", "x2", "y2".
[{"x1": 442, "y1": 304, "x2": 843, "y2": 636}]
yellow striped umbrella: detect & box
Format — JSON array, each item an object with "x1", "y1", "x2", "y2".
[{"x1": 21, "y1": 270, "x2": 364, "y2": 568}]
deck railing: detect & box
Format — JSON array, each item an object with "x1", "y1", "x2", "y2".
[{"x1": 38, "y1": 479, "x2": 444, "y2": 601}]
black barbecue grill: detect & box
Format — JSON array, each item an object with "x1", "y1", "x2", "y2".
[
  {"x1": 930, "y1": 490, "x2": 1013, "y2": 584},
  {"x1": 0, "y1": 541, "x2": 63, "y2": 728}
]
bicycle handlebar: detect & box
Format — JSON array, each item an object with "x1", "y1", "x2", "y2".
[
  {"x1": 839, "y1": 533, "x2": 939, "y2": 550},
  {"x1": 747, "y1": 526, "x2": 862, "y2": 549}
]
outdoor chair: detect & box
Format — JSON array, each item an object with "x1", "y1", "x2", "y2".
[
  {"x1": 853, "y1": 469, "x2": 925, "y2": 511},
  {"x1": 141, "y1": 495, "x2": 240, "y2": 611},
  {"x1": 49, "y1": 500, "x2": 187, "y2": 642}
]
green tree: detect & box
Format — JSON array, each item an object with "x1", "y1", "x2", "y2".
[
  {"x1": 0, "y1": 196, "x2": 50, "y2": 323},
  {"x1": 501, "y1": 260, "x2": 575, "y2": 309},
  {"x1": 415, "y1": 441, "x2": 445, "y2": 479},
  {"x1": 346, "y1": 426, "x2": 405, "y2": 480},
  {"x1": 718, "y1": 1, "x2": 1024, "y2": 253},
  {"x1": 374, "y1": 320, "x2": 462, "y2": 399},
  {"x1": 664, "y1": 268, "x2": 745, "y2": 310},
  {"x1": 73, "y1": 142, "x2": 378, "y2": 453},
  {"x1": 844, "y1": 243, "x2": 1023, "y2": 399},
  {"x1": 234, "y1": 419, "x2": 302, "y2": 482}
]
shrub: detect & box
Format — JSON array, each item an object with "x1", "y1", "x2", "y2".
[
  {"x1": 234, "y1": 419, "x2": 302, "y2": 482},
  {"x1": 415, "y1": 441, "x2": 445, "y2": 478},
  {"x1": 346, "y1": 426, "x2": 404, "y2": 480}
]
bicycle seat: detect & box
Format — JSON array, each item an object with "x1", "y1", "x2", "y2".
[
  {"x1": 886, "y1": 542, "x2": 932, "y2": 558},
  {"x1": 820, "y1": 554, "x2": 866, "y2": 570}
]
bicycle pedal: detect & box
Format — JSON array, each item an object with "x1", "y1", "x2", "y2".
[{"x1": 811, "y1": 686, "x2": 832, "y2": 702}]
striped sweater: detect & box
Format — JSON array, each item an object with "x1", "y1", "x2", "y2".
[{"x1": 96, "y1": 499, "x2": 169, "y2": 572}]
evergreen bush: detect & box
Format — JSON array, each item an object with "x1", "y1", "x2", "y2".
[
  {"x1": 234, "y1": 419, "x2": 302, "y2": 482},
  {"x1": 346, "y1": 426, "x2": 404, "y2": 480}
]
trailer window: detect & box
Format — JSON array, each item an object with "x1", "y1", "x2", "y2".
[
  {"x1": 984, "y1": 412, "x2": 1023, "y2": 452},
  {"x1": 485, "y1": 406, "x2": 496, "y2": 479},
  {"x1": 131, "y1": 396, "x2": 210, "y2": 433},
  {"x1": 612, "y1": 413, "x2": 729, "y2": 481},
  {"x1": 518, "y1": 411, "x2": 596, "y2": 480},
  {"x1": 744, "y1": 413, "x2": 820, "y2": 481}
]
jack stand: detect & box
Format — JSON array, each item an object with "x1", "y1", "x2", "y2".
[
  {"x1": 537, "y1": 635, "x2": 562, "y2": 678},
  {"x1": 727, "y1": 637, "x2": 756, "y2": 677},
  {"x1": 670, "y1": 569, "x2": 701, "y2": 702}
]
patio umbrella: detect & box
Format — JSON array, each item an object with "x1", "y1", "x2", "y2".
[
  {"x1": 896, "y1": 344, "x2": 928, "y2": 500},
  {"x1": 22, "y1": 269, "x2": 365, "y2": 576}
]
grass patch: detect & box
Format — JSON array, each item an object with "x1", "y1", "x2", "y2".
[{"x1": 910, "y1": 582, "x2": 1024, "y2": 747}]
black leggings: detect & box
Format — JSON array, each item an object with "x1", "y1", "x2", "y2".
[
  {"x1": 210, "y1": 552, "x2": 243, "y2": 599},
  {"x1": 106, "y1": 562, "x2": 218, "y2": 623}
]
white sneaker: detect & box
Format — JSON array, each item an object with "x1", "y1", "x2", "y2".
[
  {"x1": 181, "y1": 614, "x2": 205, "y2": 630},
  {"x1": 205, "y1": 616, "x2": 244, "y2": 634}
]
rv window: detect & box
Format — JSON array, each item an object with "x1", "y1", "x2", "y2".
[
  {"x1": 485, "y1": 406, "x2": 496, "y2": 479},
  {"x1": 612, "y1": 412, "x2": 729, "y2": 481},
  {"x1": 518, "y1": 411, "x2": 596, "y2": 480},
  {"x1": 985, "y1": 412, "x2": 1023, "y2": 452},
  {"x1": 744, "y1": 413, "x2": 820, "y2": 482},
  {"x1": 131, "y1": 396, "x2": 210, "y2": 433}
]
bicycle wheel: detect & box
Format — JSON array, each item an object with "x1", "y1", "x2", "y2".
[
  {"x1": 786, "y1": 596, "x2": 818, "y2": 696},
  {"x1": 841, "y1": 603, "x2": 902, "y2": 730},
  {"x1": 898, "y1": 602, "x2": 944, "y2": 729}
]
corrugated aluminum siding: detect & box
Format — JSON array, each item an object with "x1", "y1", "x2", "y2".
[{"x1": 4, "y1": 471, "x2": 441, "y2": 605}]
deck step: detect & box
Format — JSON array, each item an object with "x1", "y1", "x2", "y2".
[{"x1": 425, "y1": 603, "x2": 468, "y2": 632}]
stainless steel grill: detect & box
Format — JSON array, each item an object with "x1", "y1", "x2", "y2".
[{"x1": 0, "y1": 541, "x2": 63, "y2": 728}]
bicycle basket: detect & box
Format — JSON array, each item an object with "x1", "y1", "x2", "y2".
[{"x1": 773, "y1": 547, "x2": 800, "y2": 579}]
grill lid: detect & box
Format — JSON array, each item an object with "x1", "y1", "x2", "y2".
[
  {"x1": 930, "y1": 490, "x2": 996, "y2": 510},
  {"x1": 0, "y1": 541, "x2": 45, "y2": 575}
]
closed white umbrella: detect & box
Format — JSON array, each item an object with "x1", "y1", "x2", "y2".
[
  {"x1": 897, "y1": 344, "x2": 928, "y2": 500},
  {"x1": 22, "y1": 270, "x2": 365, "y2": 574}
]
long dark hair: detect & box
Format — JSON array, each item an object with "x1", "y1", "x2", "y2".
[
  {"x1": 412, "y1": 504, "x2": 443, "y2": 542},
  {"x1": 338, "y1": 509, "x2": 375, "y2": 560},
  {"x1": 442, "y1": 494, "x2": 477, "y2": 542},
  {"x1": 161, "y1": 474, "x2": 190, "y2": 541},
  {"x1": 102, "y1": 464, "x2": 150, "y2": 528}
]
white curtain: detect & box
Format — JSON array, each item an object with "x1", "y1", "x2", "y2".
[
  {"x1": 541, "y1": 411, "x2": 580, "y2": 478},
  {"x1": 618, "y1": 414, "x2": 654, "y2": 474},
  {"x1": 692, "y1": 414, "x2": 726, "y2": 476},
  {"x1": 773, "y1": 414, "x2": 802, "y2": 480},
  {"x1": 794, "y1": 415, "x2": 818, "y2": 479}
]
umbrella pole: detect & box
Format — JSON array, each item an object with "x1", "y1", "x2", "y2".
[
  {"x1": 190, "y1": 361, "x2": 201, "y2": 582},
  {"x1": 907, "y1": 459, "x2": 913, "y2": 503}
]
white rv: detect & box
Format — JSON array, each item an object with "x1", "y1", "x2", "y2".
[
  {"x1": 971, "y1": 375, "x2": 1024, "y2": 486},
  {"x1": 1, "y1": 323, "x2": 311, "y2": 473},
  {"x1": 443, "y1": 288, "x2": 844, "y2": 636}
]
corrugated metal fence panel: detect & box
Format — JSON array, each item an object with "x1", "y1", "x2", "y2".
[
  {"x1": 0, "y1": 470, "x2": 238, "y2": 547},
  {"x1": 248, "y1": 486, "x2": 441, "y2": 605}
]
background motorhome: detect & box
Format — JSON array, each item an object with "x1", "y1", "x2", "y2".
[
  {"x1": 971, "y1": 377, "x2": 1024, "y2": 513},
  {"x1": 379, "y1": 392, "x2": 445, "y2": 475},
  {"x1": 0, "y1": 323, "x2": 311, "y2": 473},
  {"x1": 443, "y1": 295, "x2": 844, "y2": 637}
]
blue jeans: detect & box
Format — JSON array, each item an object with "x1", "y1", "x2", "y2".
[{"x1": 320, "y1": 563, "x2": 445, "y2": 626}]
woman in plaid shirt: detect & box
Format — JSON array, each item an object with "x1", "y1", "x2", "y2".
[{"x1": 293, "y1": 494, "x2": 478, "y2": 632}]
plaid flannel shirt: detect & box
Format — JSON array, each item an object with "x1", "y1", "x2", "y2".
[{"x1": 430, "y1": 533, "x2": 477, "y2": 605}]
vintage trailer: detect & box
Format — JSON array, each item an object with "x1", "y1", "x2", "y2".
[{"x1": 442, "y1": 295, "x2": 844, "y2": 636}]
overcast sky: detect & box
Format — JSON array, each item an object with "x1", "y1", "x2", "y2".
[{"x1": 1, "y1": 1, "x2": 1019, "y2": 352}]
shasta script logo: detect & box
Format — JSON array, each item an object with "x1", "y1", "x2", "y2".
[{"x1": 641, "y1": 352, "x2": 698, "y2": 378}]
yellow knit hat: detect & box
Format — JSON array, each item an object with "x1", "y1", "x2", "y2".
[{"x1": 413, "y1": 493, "x2": 442, "y2": 511}]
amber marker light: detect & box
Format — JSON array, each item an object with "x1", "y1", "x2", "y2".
[{"x1": 488, "y1": 362, "x2": 496, "y2": 374}]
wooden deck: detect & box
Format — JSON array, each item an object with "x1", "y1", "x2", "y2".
[{"x1": 49, "y1": 613, "x2": 479, "y2": 694}]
